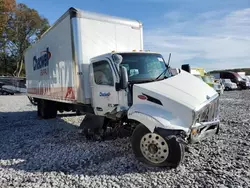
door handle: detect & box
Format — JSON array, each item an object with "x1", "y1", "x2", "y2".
[{"x1": 96, "y1": 107, "x2": 103, "y2": 111}]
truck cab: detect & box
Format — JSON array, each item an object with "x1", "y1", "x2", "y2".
[
  {"x1": 87, "y1": 51, "x2": 220, "y2": 167},
  {"x1": 90, "y1": 52, "x2": 169, "y2": 115}
]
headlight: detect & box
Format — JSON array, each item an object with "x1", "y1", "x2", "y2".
[{"x1": 193, "y1": 106, "x2": 209, "y2": 124}]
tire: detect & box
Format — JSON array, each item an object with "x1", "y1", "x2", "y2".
[
  {"x1": 76, "y1": 109, "x2": 81, "y2": 115},
  {"x1": 131, "y1": 124, "x2": 185, "y2": 168},
  {"x1": 225, "y1": 87, "x2": 229, "y2": 91},
  {"x1": 39, "y1": 99, "x2": 57, "y2": 119},
  {"x1": 37, "y1": 100, "x2": 42, "y2": 117}
]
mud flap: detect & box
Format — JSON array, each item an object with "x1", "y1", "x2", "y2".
[{"x1": 80, "y1": 114, "x2": 105, "y2": 129}]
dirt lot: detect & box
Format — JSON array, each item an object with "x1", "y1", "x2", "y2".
[{"x1": 0, "y1": 91, "x2": 250, "y2": 188}]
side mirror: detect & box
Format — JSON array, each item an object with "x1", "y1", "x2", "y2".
[
  {"x1": 120, "y1": 66, "x2": 128, "y2": 89},
  {"x1": 181, "y1": 64, "x2": 191, "y2": 73},
  {"x1": 116, "y1": 65, "x2": 128, "y2": 91}
]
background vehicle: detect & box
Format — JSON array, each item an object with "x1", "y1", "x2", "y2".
[
  {"x1": 237, "y1": 72, "x2": 250, "y2": 89},
  {"x1": 221, "y1": 79, "x2": 238, "y2": 91},
  {"x1": 210, "y1": 71, "x2": 247, "y2": 89},
  {"x1": 190, "y1": 69, "x2": 203, "y2": 80},
  {"x1": 202, "y1": 75, "x2": 223, "y2": 95},
  {"x1": 193, "y1": 68, "x2": 206, "y2": 76},
  {"x1": 25, "y1": 7, "x2": 220, "y2": 168},
  {"x1": 215, "y1": 79, "x2": 225, "y2": 91},
  {"x1": 246, "y1": 77, "x2": 250, "y2": 88},
  {"x1": 0, "y1": 82, "x2": 15, "y2": 95},
  {"x1": 190, "y1": 68, "x2": 223, "y2": 95}
]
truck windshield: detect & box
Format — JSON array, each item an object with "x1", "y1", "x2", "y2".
[{"x1": 118, "y1": 53, "x2": 171, "y2": 82}]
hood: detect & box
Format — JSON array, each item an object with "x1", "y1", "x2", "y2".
[{"x1": 134, "y1": 70, "x2": 217, "y2": 110}]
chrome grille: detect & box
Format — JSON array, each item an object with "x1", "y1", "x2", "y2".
[{"x1": 199, "y1": 97, "x2": 219, "y2": 122}]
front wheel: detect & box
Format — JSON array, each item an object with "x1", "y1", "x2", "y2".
[{"x1": 131, "y1": 124, "x2": 185, "y2": 168}]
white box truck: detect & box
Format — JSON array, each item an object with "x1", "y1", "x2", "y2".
[{"x1": 25, "y1": 7, "x2": 220, "y2": 168}]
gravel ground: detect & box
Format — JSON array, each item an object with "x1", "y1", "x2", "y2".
[{"x1": 0, "y1": 91, "x2": 250, "y2": 188}]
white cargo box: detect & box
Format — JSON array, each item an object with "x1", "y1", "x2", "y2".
[{"x1": 25, "y1": 7, "x2": 143, "y2": 104}]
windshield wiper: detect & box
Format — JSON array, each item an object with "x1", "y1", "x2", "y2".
[
  {"x1": 154, "y1": 53, "x2": 171, "y2": 81},
  {"x1": 155, "y1": 68, "x2": 168, "y2": 80}
]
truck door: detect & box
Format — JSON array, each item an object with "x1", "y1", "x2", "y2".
[{"x1": 90, "y1": 59, "x2": 119, "y2": 116}]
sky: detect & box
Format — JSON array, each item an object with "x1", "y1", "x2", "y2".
[{"x1": 17, "y1": 0, "x2": 250, "y2": 71}]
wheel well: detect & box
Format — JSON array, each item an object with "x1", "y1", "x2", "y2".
[{"x1": 155, "y1": 127, "x2": 187, "y2": 140}]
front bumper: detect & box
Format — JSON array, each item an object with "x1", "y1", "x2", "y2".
[{"x1": 189, "y1": 119, "x2": 220, "y2": 143}]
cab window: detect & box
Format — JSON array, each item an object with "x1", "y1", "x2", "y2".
[{"x1": 93, "y1": 60, "x2": 114, "y2": 86}]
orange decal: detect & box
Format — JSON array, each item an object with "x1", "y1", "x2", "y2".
[
  {"x1": 28, "y1": 87, "x2": 76, "y2": 101},
  {"x1": 65, "y1": 87, "x2": 75, "y2": 100}
]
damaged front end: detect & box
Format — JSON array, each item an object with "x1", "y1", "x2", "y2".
[
  {"x1": 79, "y1": 106, "x2": 133, "y2": 141},
  {"x1": 188, "y1": 94, "x2": 220, "y2": 143}
]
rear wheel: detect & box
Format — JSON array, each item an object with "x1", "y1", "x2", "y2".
[
  {"x1": 37, "y1": 100, "x2": 42, "y2": 117},
  {"x1": 38, "y1": 99, "x2": 57, "y2": 119},
  {"x1": 76, "y1": 109, "x2": 81, "y2": 115},
  {"x1": 131, "y1": 124, "x2": 185, "y2": 167}
]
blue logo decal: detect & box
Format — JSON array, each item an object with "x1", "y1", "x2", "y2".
[
  {"x1": 33, "y1": 47, "x2": 51, "y2": 71},
  {"x1": 99, "y1": 92, "x2": 111, "y2": 97}
]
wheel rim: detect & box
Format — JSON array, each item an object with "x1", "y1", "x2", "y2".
[{"x1": 140, "y1": 133, "x2": 169, "y2": 164}]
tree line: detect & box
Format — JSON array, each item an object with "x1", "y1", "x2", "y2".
[{"x1": 0, "y1": 0, "x2": 49, "y2": 77}]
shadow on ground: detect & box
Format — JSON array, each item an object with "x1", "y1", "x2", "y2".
[{"x1": 0, "y1": 110, "x2": 169, "y2": 176}]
